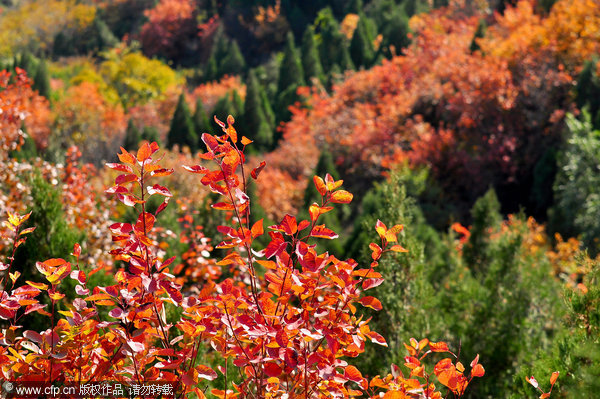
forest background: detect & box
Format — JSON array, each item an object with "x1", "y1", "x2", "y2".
[{"x1": 1, "y1": 0, "x2": 600, "y2": 398}]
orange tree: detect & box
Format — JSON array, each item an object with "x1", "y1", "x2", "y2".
[{"x1": 0, "y1": 116, "x2": 483, "y2": 398}]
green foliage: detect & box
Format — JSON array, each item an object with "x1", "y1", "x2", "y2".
[
  {"x1": 99, "y1": 48, "x2": 180, "y2": 108},
  {"x1": 462, "y1": 188, "x2": 502, "y2": 273},
  {"x1": 277, "y1": 31, "x2": 305, "y2": 94},
  {"x1": 470, "y1": 18, "x2": 487, "y2": 53},
  {"x1": 9, "y1": 125, "x2": 38, "y2": 161},
  {"x1": 32, "y1": 58, "x2": 50, "y2": 99},
  {"x1": 193, "y1": 98, "x2": 213, "y2": 135},
  {"x1": 314, "y1": 7, "x2": 354, "y2": 74},
  {"x1": 301, "y1": 26, "x2": 325, "y2": 85},
  {"x1": 124, "y1": 119, "x2": 142, "y2": 151},
  {"x1": 220, "y1": 40, "x2": 246, "y2": 77},
  {"x1": 350, "y1": 14, "x2": 376, "y2": 69},
  {"x1": 575, "y1": 57, "x2": 600, "y2": 129},
  {"x1": 52, "y1": 16, "x2": 118, "y2": 57},
  {"x1": 167, "y1": 93, "x2": 197, "y2": 152},
  {"x1": 243, "y1": 69, "x2": 273, "y2": 152},
  {"x1": 141, "y1": 126, "x2": 161, "y2": 146},
  {"x1": 550, "y1": 112, "x2": 600, "y2": 255},
  {"x1": 378, "y1": 4, "x2": 411, "y2": 57}
]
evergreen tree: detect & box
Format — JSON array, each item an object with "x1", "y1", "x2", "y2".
[
  {"x1": 141, "y1": 126, "x2": 161, "y2": 146},
  {"x1": 576, "y1": 58, "x2": 600, "y2": 128},
  {"x1": 193, "y1": 98, "x2": 213, "y2": 135},
  {"x1": 350, "y1": 14, "x2": 375, "y2": 69},
  {"x1": 86, "y1": 17, "x2": 119, "y2": 53},
  {"x1": 301, "y1": 26, "x2": 324, "y2": 85},
  {"x1": 124, "y1": 119, "x2": 142, "y2": 150},
  {"x1": 469, "y1": 18, "x2": 487, "y2": 53},
  {"x1": 277, "y1": 31, "x2": 305, "y2": 94},
  {"x1": 380, "y1": 6, "x2": 411, "y2": 56},
  {"x1": 32, "y1": 58, "x2": 50, "y2": 99},
  {"x1": 17, "y1": 51, "x2": 37, "y2": 77},
  {"x1": 204, "y1": 54, "x2": 218, "y2": 82},
  {"x1": 462, "y1": 188, "x2": 501, "y2": 274},
  {"x1": 212, "y1": 93, "x2": 236, "y2": 127},
  {"x1": 261, "y1": 89, "x2": 276, "y2": 130},
  {"x1": 167, "y1": 93, "x2": 197, "y2": 151},
  {"x1": 244, "y1": 70, "x2": 273, "y2": 152},
  {"x1": 345, "y1": 0, "x2": 363, "y2": 14},
  {"x1": 220, "y1": 40, "x2": 246, "y2": 77},
  {"x1": 315, "y1": 8, "x2": 350, "y2": 73},
  {"x1": 231, "y1": 89, "x2": 244, "y2": 117}
]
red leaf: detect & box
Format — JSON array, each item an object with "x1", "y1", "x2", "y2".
[
  {"x1": 359, "y1": 296, "x2": 382, "y2": 311},
  {"x1": 150, "y1": 168, "x2": 174, "y2": 177},
  {"x1": 264, "y1": 363, "x2": 282, "y2": 378},
  {"x1": 106, "y1": 163, "x2": 133, "y2": 173},
  {"x1": 251, "y1": 161, "x2": 266, "y2": 179},
  {"x1": 147, "y1": 184, "x2": 172, "y2": 197},
  {"x1": 197, "y1": 365, "x2": 218, "y2": 381},
  {"x1": 280, "y1": 214, "x2": 297, "y2": 235},
  {"x1": 183, "y1": 165, "x2": 209, "y2": 174},
  {"x1": 369, "y1": 243, "x2": 382, "y2": 260},
  {"x1": 310, "y1": 225, "x2": 338, "y2": 239},
  {"x1": 202, "y1": 133, "x2": 220, "y2": 152},
  {"x1": 116, "y1": 174, "x2": 137, "y2": 185},
  {"x1": 362, "y1": 277, "x2": 384, "y2": 290},
  {"x1": 344, "y1": 365, "x2": 363, "y2": 383}
]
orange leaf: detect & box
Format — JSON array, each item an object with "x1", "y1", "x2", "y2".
[
  {"x1": 241, "y1": 136, "x2": 253, "y2": 146},
  {"x1": 344, "y1": 365, "x2": 363, "y2": 383},
  {"x1": 471, "y1": 364, "x2": 485, "y2": 378},
  {"x1": 359, "y1": 296, "x2": 382, "y2": 311},
  {"x1": 137, "y1": 142, "x2": 152, "y2": 162},
  {"x1": 389, "y1": 245, "x2": 408, "y2": 253},
  {"x1": 251, "y1": 219, "x2": 264, "y2": 238},
  {"x1": 313, "y1": 176, "x2": 327, "y2": 196},
  {"x1": 550, "y1": 371, "x2": 559, "y2": 386},
  {"x1": 117, "y1": 148, "x2": 136, "y2": 165},
  {"x1": 375, "y1": 220, "x2": 387, "y2": 238},
  {"x1": 330, "y1": 190, "x2": 353, "y2": 204},
  {"x1": 429, "y1": 341, "x2": 450, "y2": 352}
]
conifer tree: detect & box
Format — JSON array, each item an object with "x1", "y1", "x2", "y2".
[
  {"x1": 141, "y1": 126, "x2": 161, "y2": 146},
  {"x1": 301, "y1": 26, "x2": 324, "y2": 85},
  {"x1": 350, "y1": 14, "x2": 375, "y2": 69},
  {"x1": 220, "y1": 40, "x2": 246, "y2": 76},
  {"x1": 124, "y1": 119, "x2": 142, "y2": 151},
  {"x1": 204, "y1": 54, "x2": 218, "y2": 82},
  {"x1": 167, "y1": 93, "x2": 197, "y2": 151},
  {"x1": 32, "y1": 58, "x2": 50, "y2": 99},
  {"x1": 470, "y1": 18, "x2": 487, "y2": 53},
  {"x1": 193, "y1": 98, "x2": 212, "y2": 135},
  {"x1": 576, "y1": 58, "x2": 600, "y2": 127},
  {"x1": 380, "y1": 6, "x2": 411, "y2": 56},
  {"x1": 315, "y1": 8, "x2": 354, "y2": 73},
  {"x1": 345, "y1": 0, "x2": 363, "y2": 14},
  {"x1": 244, "y1": 70, "x2": 273, "y2": 152},
  {"x1": 261, "y1": 89, "x2": 276, "y2": 130},
  {"x1": 277, "y1": 31, "x2": 305, "y2": 94}
]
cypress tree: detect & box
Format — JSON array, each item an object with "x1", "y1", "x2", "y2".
[
  {"x1": 350, "y1": 15, "x2": 375, "y2": 69},
  {"x1": 124, "y1": 119, "x2": 142, "y2": 150},
  {"x1": 244, "y1": 70, "x2": 273, "y2": 152},
  {"x1": 32, "y1": 59, "x2": 51, "y2": 99},
  {"x1": 231, "y1": 89, "x2": 244, "y2": 117},
  {"x1": 141, "y1": 126, "x2": 161, "y2": 146},
  {"x1": 470, "y1": 18, "x2": 487, "y2": 53},
  {"x1": 261, "y1": 90, "x2": 276, "y2": 130},
  {"x1": 204, "y1": 54, "x2": 218, "y2": 82},
  {"x1": 380, "y1": 6, "x2": 411, "y2": 56},
  {"x1": 18, "y1": 51, "x2": 37, "y2": 77},
  {"x1": 345, "y1": 0, "x2": 363, "y2": 14},
  {"x1": 212, "y1": 93, "x2": 236, "y2": 127},
  {"x1": 576, "y1": 58, "x2": 600, "y2": 125},
  {"x1": 220, "y1": 40, "x2": 246, "y2": 77},
  {"x1": 315, "y1": 8, "x2": 354, "y2": 73},
  {"x1": 167, "y1": 93, "x2": 197, "y2": 151},
  {"x1": 193, "y1": 98, "x2": 212, "y2": 135},
  {"x1": 301, "y1": 26, "x2": 324, "y2": 85},
  {"x1": 277, "y1": 31, "x2": 305, "y2": 94}
]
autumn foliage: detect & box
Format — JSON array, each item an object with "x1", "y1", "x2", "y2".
[{"x1": 0, "y1": 117, "x2": 484, "y2": 398}]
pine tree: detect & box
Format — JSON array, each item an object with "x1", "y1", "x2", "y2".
[
  {"x1": 124, "y1": 119, "x2": 142, "y2": 150},
  {"x1": 350, "y1": 14, "x2": 375, "y2": 69},
  {"x1": 470, "y1": 18, "x2": 487, "y2": 53},
  {"x1": 576, "y1": 58, "x2": 600, "y2": 127},
  {"x1": 277, "y1": 31, "x2": 305, "y2": 94},
  {"x1": 167, "y1": 93, "x2": 197, "y2": 151},
  {"x1": 141, "y1": 126, "x2": 161, "y2": 146},
  {"x1": 301, "y1": 26, "x2": 324, "y2": 85},
  {"x1": 244, "y1": 70, "x2": 273, "y2": 152},
  {"x1": 220, "y1": 40, "x2": 246, "y2": 77},
  {"x1": 204, "y1": 54, "x2": 218, "y2": 82},
  {"x1": 212, "y1": 93, "x2": 236, "y2": 128},
  {"x1": 345, "y1": 0, "x2": 363, "y2": 14},
  {"x1": 380, "y1": 6, "x2": 411, "y2": 56},
  {"x1": 32, "y1": 58, "x2": 50, "y2": 99},
  {"x1": 193, "y1": 98, "x2": 212, "y2": 135},
  {"x1": 261, "y1": 89, "x2": 276, "y2": 130}
]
